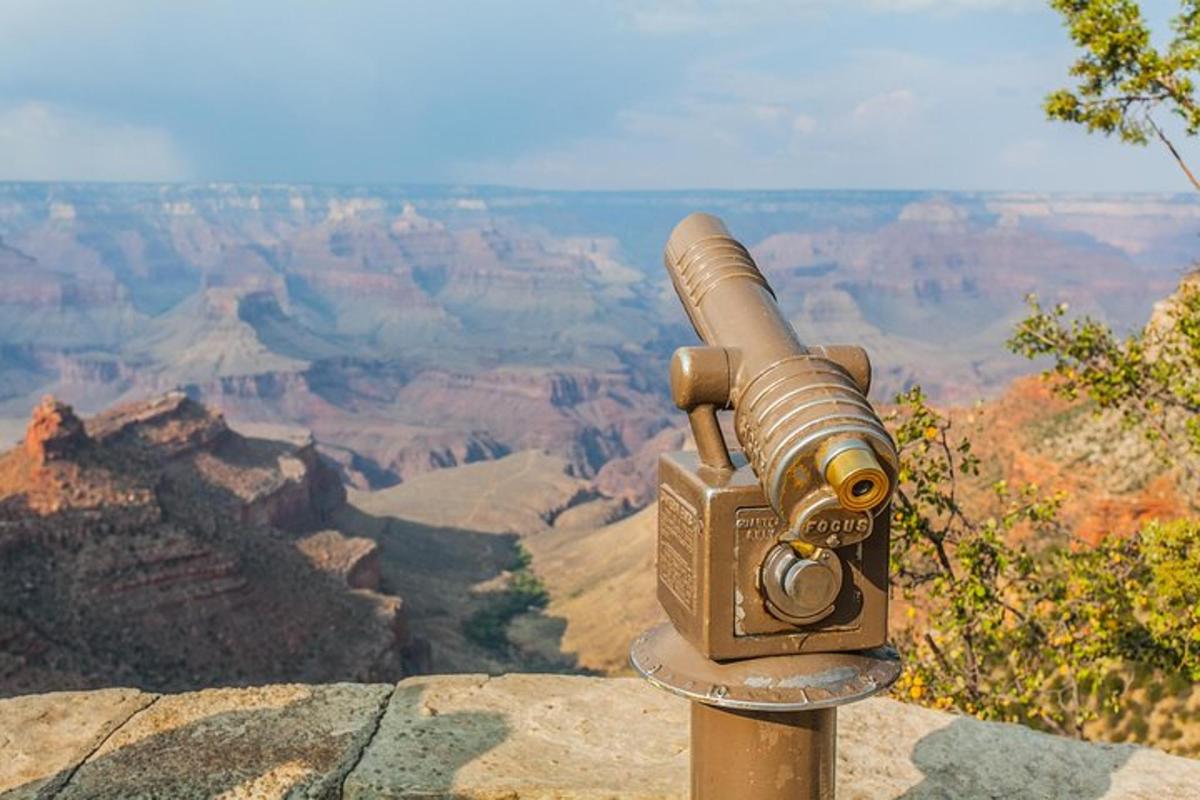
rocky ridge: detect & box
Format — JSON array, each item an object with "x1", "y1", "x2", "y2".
[{"x1": 0, "y1": 393, "x2": 420, "y2": 696}]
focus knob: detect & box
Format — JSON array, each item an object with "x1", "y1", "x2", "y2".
[{"x1": 761, "y1": 543, "x2": 844, "y2": 625}]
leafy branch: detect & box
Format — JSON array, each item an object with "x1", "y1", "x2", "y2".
[
  {"x1": 1007, "y1": 279, "x2": 1200, "y2": 483},
  {"x1": 1046, "y1": 0, "x2": 1200, "y2": 188}
]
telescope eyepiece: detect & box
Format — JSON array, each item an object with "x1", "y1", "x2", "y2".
[{"x1": 819, "y1": 439, "x2": 890, "y2": 512}]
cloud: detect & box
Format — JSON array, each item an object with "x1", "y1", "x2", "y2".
[
  {"x1": 624, "y1": 99, "x2": 819, "y2": 151},
  {"x1": 0, "y1": 1, "x2": 680, "y2": 183},
  {"x1": 621, "y1": 1, "x2": 822, "y2": 34},
  {"x1": 450, "y1": 43, "x2": 1068, "y2": 191},
  {"x1": 0, "y1": 102, "x2": 190, "y2": 181},
  {"x1": 1000, "y1": 138, "x2": 1049, "y2": 169},
  {"x1": 0, "y1": 1, "x2": 1175, "y2": 191},
  {"x1": 621, "y1": 0, "x2": 1036, "y2": 33},
  {"x1": 862, "y1": 0, "x2": 1035, "y2": 10},
  {"x1": 851, "y1": 88, "x2": 919, "y2": 127},
  {"x1": 455, "y1": 88, "x2": 828, "y2": 189}
]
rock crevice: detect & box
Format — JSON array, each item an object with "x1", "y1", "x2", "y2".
[{"x1": 51, "y1": 693, "x2": 161, "y2": 799}]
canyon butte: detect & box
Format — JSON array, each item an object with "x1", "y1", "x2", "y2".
[{"x1": 0, "y1": 393, "x2": 424, "y2": 695}]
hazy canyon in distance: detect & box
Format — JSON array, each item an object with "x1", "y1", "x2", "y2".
[{"x1": 1, "y1": 183, "x2": 1195, "y2": 504}]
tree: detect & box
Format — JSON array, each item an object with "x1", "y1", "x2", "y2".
[
  {"x1": 887, "y1": 388, "x2": 1078, "y2": 733},
  {"x1": 886, "y1": 0, "x2": 1200, "y2": 750},
  {"x1": 1035, "y1": 0, "x2": 1200, "y2": 484},
  {"x1": 1008, "y1": 276, "x2": 1200, "y2": 487},
  {"x1": 1046, "y1": 0, "x2": 1200, "y2": 189},
  {"x1": 888, "y1": 389, "x2": 1200, "y2": 742},
  {"x1": 889, "y1": 2, "x2": 1200, "y2": 745}
]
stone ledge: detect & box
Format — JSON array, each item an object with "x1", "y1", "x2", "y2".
[{"x1": 2, "y1": 675, "x2": 1198, "y2": 799}]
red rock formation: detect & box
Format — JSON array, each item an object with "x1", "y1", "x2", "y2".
[
  {"x1": 0, "y1": 393, "x2": 416, "y2": 696},
  {"x1": 946, "y1": 376, "x2": 1192, "y2": 545},
  {"x1": 295, "y1": 530, "x2": 381, "y2": 591},
  {"x1": 23, "y1": 396, "x2": 87, "y2": 464}
]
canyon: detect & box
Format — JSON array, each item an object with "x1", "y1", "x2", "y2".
[
  {"x1": 2, "y1": 184, "x2": 1198, "y2": 759},
  {"x1": 0, "y1": 393, "x2": 614, "y2": 692},
  {"x1": 1, "y1": 185, "x2": 1195, "y2": 501}
]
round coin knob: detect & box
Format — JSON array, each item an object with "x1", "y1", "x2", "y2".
[
  {"x1": 762, "y1": 544, "x2": 844, "y2": 624},
  {"x1": 783, "y1": 557, "x2": 839, "y2": 611}
]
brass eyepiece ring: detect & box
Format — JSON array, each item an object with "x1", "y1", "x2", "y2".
[{"x1": 818, "y1": 438, "x2": 890, "y2": 511}]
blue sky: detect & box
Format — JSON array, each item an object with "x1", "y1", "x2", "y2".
[{"x1": 0, "y1": 0, "x2": 1192, "y2": 191}]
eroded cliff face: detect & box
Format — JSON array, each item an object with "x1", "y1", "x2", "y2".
[
  {"x1": 938, "y1": 271, "x2": 1200, "y2": 544},
  {"x1": 0, "y1": 393, "x2": 419, "y2": 697},
  {"x1": 23, "y1": 396, "x2": 87, "y2": 463},
  {"x1": 8, "y1": 275, "x2": 676, "y2": 497}
]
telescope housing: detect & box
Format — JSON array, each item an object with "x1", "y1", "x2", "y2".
[
  {"x1": 635, "y1": 213, "x2": 905, "y2": 800},
  {"x1": 656, "y1": 213, "x2": 898, "y2": 659}
]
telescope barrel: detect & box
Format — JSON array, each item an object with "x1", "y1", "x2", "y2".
[
  {"x1": 664, "y1": 213, "x2": 806, "y2": 367},
  {"x1": 663, "y1": 213, "x2": 897, "y2": 530}
]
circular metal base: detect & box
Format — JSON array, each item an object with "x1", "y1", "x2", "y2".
[{"x1": 630, "y1": 622, "x2": 901, "y2": 712}]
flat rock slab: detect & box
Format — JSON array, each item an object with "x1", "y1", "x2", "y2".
[
  {"x1": 55, "y1": 683, "x2": 390, "y2": 800},
  {"x1": 0, "y1": 687, "x2": 154, "y2": 799},
  {"x1": 2, "y1": 676, "x2": 1199, "y2": 798},
  {"x1": 344, "y1": 675, "x2": 1200, "y2": 800},
  {"x1": 838, "y1": 696, "x2": 1200, "y2": 800},
  {"x1": 343, "y1": 674, "x2": 689, "y2": 799}
]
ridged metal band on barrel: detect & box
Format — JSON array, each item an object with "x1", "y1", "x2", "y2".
[
  {"x1": 671, "y1": 235, "x2": 774, "y2": 310},
  {"x1": 734, "y1": 356, "x2": 897, "y2": 517}
]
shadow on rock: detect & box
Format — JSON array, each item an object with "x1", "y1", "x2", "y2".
[
  {"x1": 343, "y1": 679, "x2": 512, "y2": 798},
  {"x1": 334, "y1": 503, "x2": 592, "y2": 677},
  {"x1": 6, "y1": 682, "x2": 510, "y2": 800},
  {"x1": 896, "y1": 716, "x2": 1135, "y2": 799}
]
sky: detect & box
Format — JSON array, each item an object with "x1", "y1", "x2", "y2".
[{"x1": 0, "y1": 0, "x2": 1193, "y2": 191}]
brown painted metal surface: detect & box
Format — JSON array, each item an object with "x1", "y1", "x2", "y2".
[
  {"x1": 655, "y1": 451, "x2": 889, "y2": 661},
  {"x1": 692, "y1": 704, "x2": 835, "y2": 800},
  {"x1": 630, "y1": 623, "x2": 901, "y2": 711},
  {"x1": 631, "y1": 624, "x2": 899, "y2": 800},
  {"x1": 662, "y1": 212, "x2": 897, "y2": 532},
  {"x1": 637, "y1": 212, "x2": 903, "y2": 799}
]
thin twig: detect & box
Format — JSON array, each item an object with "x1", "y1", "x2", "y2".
[{"x1": 1146, "y1": 114, "x2": 1200, "y2": 191}]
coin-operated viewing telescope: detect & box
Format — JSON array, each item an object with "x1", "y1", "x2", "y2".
[{"x1": 632, "y1": 213, "x2": 902, "y2": 800}]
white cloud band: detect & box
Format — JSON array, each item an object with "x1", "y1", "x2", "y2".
[{"x1": 0, "y1": 102, "x2": 190, "y2": 182}]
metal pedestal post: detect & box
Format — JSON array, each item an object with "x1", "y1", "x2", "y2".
[
  {"x1": 631, "y1": 624, "x2": 900, "y2": 800},
  {"x1": 692, "y1": 703, "x2": 836, "y2": 800}
]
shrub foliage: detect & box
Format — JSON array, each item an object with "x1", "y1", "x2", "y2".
[
  {"x1": 886, "y1": 0, "x2": 1200, "y2": 746},
  {"x1": 890, "y1": 276, "x2": 1200, "y2": 740}
]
